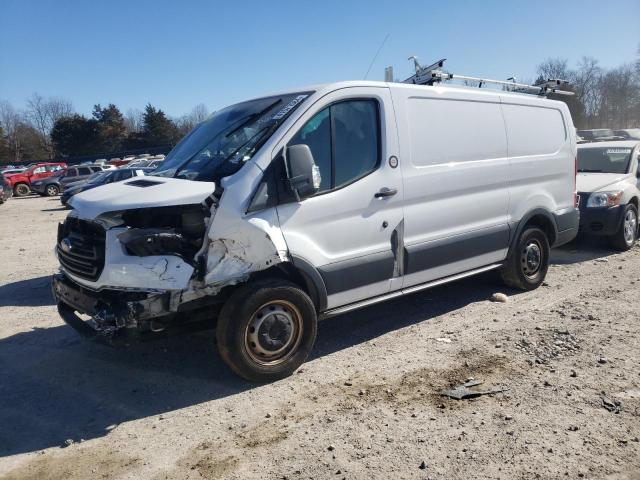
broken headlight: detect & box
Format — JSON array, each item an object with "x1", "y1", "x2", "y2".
[{"x1": 112, "y1": 205, "x2": 208, "y2": 262}]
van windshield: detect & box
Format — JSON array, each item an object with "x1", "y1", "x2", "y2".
[
  {"x1": 577, "y1": 147, "x2": 633, "y2": 174},
  {"x1": 153, "y1": 92, "x2": 312, "y2": 182}
]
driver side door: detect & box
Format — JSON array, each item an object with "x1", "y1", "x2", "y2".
[{"x1": 276, "y1": 87, "x2": 404, "y2": 310}]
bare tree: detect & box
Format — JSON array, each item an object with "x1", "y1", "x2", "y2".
[
  {"x1": 0, "y1": 100, "x2": 24, "y2": 162},
  {"x1": 25, "y1": 93, "x2": 73, "y2": 158},
  {"x1": 189, "y1": 103, "x2": 209, "y2": 123},
  {"x1": 598, "y1": 64, "x2": 640, "y2": 128},
  {"x1": 124, "y1": 108, "x2": 143, "y2": 133},
  {"x1": 573, "y1": 57, "x2": 603, "y2": 127},
  {"x1": 175, "y1": 103, "x2": 210, "y2": 135},
  {"x1": 536, "y1": 58, "x2": 571, "y2": 81}
]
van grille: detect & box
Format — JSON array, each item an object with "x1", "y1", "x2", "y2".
[{"x1": 57, "y1": 218, "x2": 106, "y2": 281}]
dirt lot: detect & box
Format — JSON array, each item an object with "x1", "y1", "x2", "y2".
[{"x1": 0, "y1": 195, "x2": 639, "y2": 480}]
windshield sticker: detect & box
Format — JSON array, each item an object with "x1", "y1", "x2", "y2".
[
  {"x1": 272, "y1": 95, "x2": 308, "y2": 120},
  {"x1": 606, "y1": 149, "x2": 632, "y2": 154}
]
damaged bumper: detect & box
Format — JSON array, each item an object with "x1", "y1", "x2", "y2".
[{"x1": 52, "y1": 273, "x2": 179, "y2": 345}]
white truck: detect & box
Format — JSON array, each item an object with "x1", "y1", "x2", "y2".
[{"x1": 53, "y1": 63, "x2": 579, "y2": 381}]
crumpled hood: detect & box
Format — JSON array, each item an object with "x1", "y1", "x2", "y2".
[
  {"x1": 577, "y1": 173, "x2": 629, "y2": 193},
  {"x1": 70, "y1": 177, "x2": 216, "y2": 220}
]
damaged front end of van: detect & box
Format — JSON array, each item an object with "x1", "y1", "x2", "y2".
[{"x1": 52, "y1": 92, "x2": 310, "y2": 344}]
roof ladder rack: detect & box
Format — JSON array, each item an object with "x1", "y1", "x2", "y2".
[{"x1": 389, "y1": 57, "x2": 574, "y2": 97}]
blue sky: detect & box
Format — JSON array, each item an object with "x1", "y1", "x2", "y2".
[{"x1": 1, "y1": 0, "x2": 638, "y2": 117}]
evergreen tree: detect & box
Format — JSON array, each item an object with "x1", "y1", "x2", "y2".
[
  {"x1": 93, "y1": 103, "x2": 127, "y2": 152},
  {"x1": 51, "y1": 115, "x2": 100, "y2": 157}
]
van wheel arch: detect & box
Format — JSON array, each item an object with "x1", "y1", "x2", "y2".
[
  {"x1": 244, "y1": 260, "x2": 327, "y2": 313},
  {"x1": 509, "y1": 209, "x2": 557, "y2": 257}
]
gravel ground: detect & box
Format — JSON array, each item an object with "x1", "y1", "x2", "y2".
[{"x1": 0, "y1": 195, "x2": 639, "y2": 480}]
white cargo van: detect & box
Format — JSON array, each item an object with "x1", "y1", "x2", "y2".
[{"x1": 53, "y1": 79, "x2": 579, "y2": 381}]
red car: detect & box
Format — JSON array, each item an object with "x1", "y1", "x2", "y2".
[{"x1": 4, "y1": 162, "x2": 67, "y2": 197}]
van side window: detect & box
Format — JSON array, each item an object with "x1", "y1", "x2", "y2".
[
  {"x1": 289, "y1": 99, "x2": 380, "y2": 193},
  {"x1": 333, "y1": 101, "x2": 379, "y2": 188}
]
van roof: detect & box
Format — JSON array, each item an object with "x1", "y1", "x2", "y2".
[
  {"x1": 259, "y1": 80, "x2": 567, "y2": 106},
  {"x1": 578, "y1": 140, "x2": 639, "y2": 149}
]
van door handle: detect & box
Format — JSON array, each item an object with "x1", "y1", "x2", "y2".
[{"x1": 374, "y1": 188, "x2": 398, "y2": 198}]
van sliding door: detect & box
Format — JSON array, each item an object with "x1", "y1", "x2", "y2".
[{"x1": 391, "y1": 88, "x2": 510, "y2": 288}]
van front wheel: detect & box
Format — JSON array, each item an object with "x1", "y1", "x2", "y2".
[
  {"x1": 216, "y1": 279, "x2": 317, "y2": 382},
  {"x1": 500, "y1": 227, "x2": 550, "y2": 291}
]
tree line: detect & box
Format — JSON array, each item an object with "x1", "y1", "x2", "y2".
[
  {"x1": 1, "y1": 50, "x2": 638, "y2": 165},
  {"x1": 0, "y1": 96, "x2": 209, "y2": 164},
  {"x1": 538, "y1": 50, "x2": 640, "y2": 130}
]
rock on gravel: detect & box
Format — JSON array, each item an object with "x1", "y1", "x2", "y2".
[{"x1": 491, "y1": 292, "x2": 509, "y2": 303}]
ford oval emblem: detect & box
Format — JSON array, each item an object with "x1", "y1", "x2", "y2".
[{"x1": 60, "y1": 238, "x2": 73, "y2": 253}]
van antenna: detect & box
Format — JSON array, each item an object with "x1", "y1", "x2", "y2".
[
  {"x1": 400, "y1": 57, "x2": 574, "y2": 96},
  {"x1": 363, "y1": 33, "x2": 390, "y2": 80}
]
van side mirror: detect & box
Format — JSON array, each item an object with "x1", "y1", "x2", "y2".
[{"x1": 285, "y1": 144, "x2": 321, "y2": 201}]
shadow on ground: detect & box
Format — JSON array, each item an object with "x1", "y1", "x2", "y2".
[
  {"x1": 0, "y1": 270, "x2": 512, "y2": 457},
  {"x1": 551, "y1": 237, "x2": 619, "y2": 265},
  {"x1": 0, "y1": 240, "x2": 614, "y2": 457},
  {"x1": 0, "y1": 276, "x2": 54, "y2": 307},
  {"x1": 41, "y1": 207, "x2": 67, "y2": 212}
]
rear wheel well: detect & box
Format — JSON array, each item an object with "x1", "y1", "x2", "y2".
[{"x1": 522, "y1": 214, "x2": 556, "y2": 246}]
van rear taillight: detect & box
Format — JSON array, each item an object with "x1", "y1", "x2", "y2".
[{"x1": 573, "y1": 155, "x2": 578, "y2": 208}]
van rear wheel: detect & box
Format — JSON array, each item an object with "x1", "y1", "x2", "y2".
[
  {"x1": 216, "y1": 279, "x2": 317, "y2": 382},
  {"x1": 500, "y1": 227, "x2": 550, "y2": 291}
]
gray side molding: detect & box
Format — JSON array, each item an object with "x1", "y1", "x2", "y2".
[{"x1": 290, "y1": 255, "x2": 329, "y2": 313}]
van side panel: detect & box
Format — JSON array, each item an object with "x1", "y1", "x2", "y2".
[
  {"x1": 500, "y1": 97, "x2": 576, "y2": 232},
  {"x1": 391, "y1": 85, "x2": 510, "y2": 288}
]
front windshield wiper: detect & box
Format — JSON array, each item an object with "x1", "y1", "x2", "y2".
[
  {"x1": 224, "y1": 99, "x2": 282, "y2": 139},
  {"x1": 578, "y1": 169, "x2": 604, "y2": 173}
]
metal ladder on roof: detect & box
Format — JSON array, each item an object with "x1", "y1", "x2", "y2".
[{"x1": 385, "y1": 57, "x2": 574, "y2": 97}]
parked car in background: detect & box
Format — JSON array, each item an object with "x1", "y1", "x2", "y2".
[
  {"x1": 577, "y1": 129, "x2": 619, "y2": 142},
  {"x1": 3, "y1": 162, "x2": 67, "y2": 196},
  {"x1": 147, "y1": 159, "x2": 164, "y2": 169},
  {"x1": 61, "y1": 167, "x2": 149, "y2": 206},
  {"x1": 577, "y1": 140, "x2": 639, "y2": 250},
  {"x1": 126, "y1": 158, "x2": 152, "y2": 168},
  {"x1": 31, "y1": 164, "x2": 106, "y2": 196},
  {"x1": 0, "y1": 173, "x2": 13, "y2": 204},
  {"x1": 613, "y1": 129, "x2": 640, "y2": 141},
  {"x1": 0, "y1": 167, "x2": 26, "y2": 175}
]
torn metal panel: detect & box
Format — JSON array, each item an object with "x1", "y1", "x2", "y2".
[
  {"x1": 97, "y1": 228, "x2": 195, "y2": 291},
  {"x1": 201, "y1": 192, "x2": 288, "y2": 287},
  {"x1": 391, "y1": 219, "x2": 405, "y2": 278},
  {"x1": 441, "y1": 379, "x2": 508, "y2": 400}
]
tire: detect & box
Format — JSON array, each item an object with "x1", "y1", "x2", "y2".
[
  {"x1": 13, "y1": 183, "x2": 30, "y2": 197},
  {"x1": 500, "y1": 227, "x2": 550, "y2": 291},
  {"x1": 216, "y1": 279, "x2": 317, "y2": 382},
  {"x1": 45, "y1": 184, "x2": 60, "y2": 196},
  {"x1": 610, "y1": 204, "x2": 637, "y2": 251}
]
